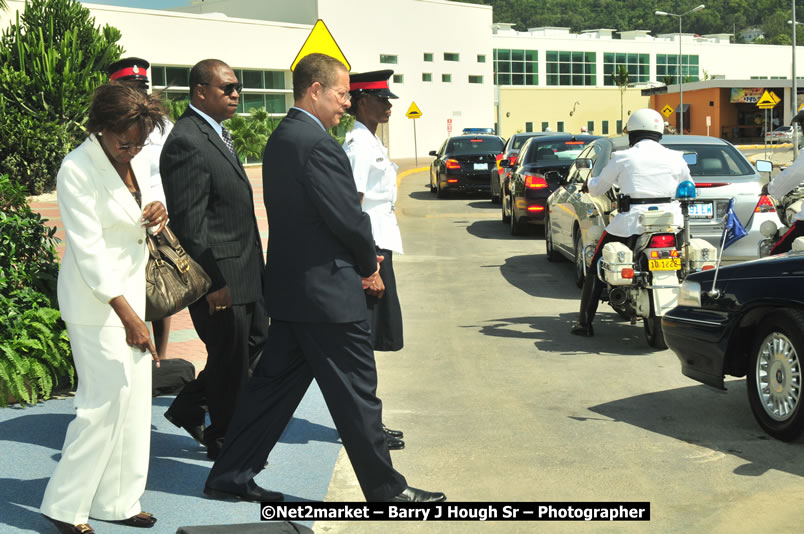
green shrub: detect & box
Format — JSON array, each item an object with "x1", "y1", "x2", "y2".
[{"x1": 0, "y1": 174, "x2": 73, "y2": 406}]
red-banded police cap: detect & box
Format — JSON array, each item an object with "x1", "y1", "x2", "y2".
[
  {"x1": 349, "y1": 69, "x2": 398, "y2": 99},
  {"x1": 108, "y1": 57, "x2": 150, "y2": 82}
]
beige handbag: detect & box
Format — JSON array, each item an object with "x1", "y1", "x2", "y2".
[{"x1": 145, "y1": 225, "x2": 211, "y2": 321}]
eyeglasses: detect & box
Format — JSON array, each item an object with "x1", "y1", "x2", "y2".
[
  {"x1": 325, "y1": 86, "x2": 352, "y2": 103},
  {"x1": 200, "y1": 82, "x2": 243, "y2": 96},
  {"x1": 117, "y1": 142, "x2": 150, "y2": 152}
]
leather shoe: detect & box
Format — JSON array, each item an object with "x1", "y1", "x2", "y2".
[
  {"x1": 204, "y1": 481, "x2": 284, "y2": 502},
  {"x1": 114, "y1": 511, "x2": 156, "y2": 528},
  {"x1": 385, "y1": 435, "x2": 405, "y2": 450},
  {"x1": 382, "y1": 424, "x2": 404, "y2": 439},
  {"x1": 42, "y1": 515, "x2": 94, "y2": 534},
  {"x1": 570, "y1": 322, "x2": 594, "y2": 337},
  {"x1": 164, "y1": 410, "x2": 206, "y2": 445},
  {"x1": 386, "y1": 486, "x2": 447, "y2": 502}
]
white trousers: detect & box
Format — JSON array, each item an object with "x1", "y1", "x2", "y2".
[{"x1": 40, "y1": 322, "x2": 152, "y2": 524}]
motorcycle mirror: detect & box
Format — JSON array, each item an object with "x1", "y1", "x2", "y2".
[
  {"x1": 575, "y1": 158, "x2": 592, "y2": 169},
  {"x1": 499, "y1": 159, "x2": 511, "y2": 168},
  {"x1": 675, "y1": 180, "x2": 697, "y2": 200},
  {"x1": 760, "y1": 220, "x2": 778, "y2": 238},
  {"x1": 682, "y1": 152, "x2": 698, "y2": 166},
  {"x1": 755, "y1": 159, "x2": 773, "y2": 174},
  {"x1": 587, "y1": 225, "x2": 605, "y2": 243}
]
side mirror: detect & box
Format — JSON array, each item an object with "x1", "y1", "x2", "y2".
[
  {"x1": 575, "y1": 158, "x2": 592, "y2": 169},
  {"x1": 499, "y1": 159, "x2": 511, "y2": 168},
  {"x1": 429, "y1": 150, "x2": 437, "y2": 156},
  {"x1": 755, "y1": 159, "x2": 773, "y2": 174}
]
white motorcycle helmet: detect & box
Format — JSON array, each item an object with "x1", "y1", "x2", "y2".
[{"x1": 624, "y1": 108, "x2": 664, "y2": 134}]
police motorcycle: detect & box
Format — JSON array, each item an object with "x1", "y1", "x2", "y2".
[
  {"x1": 757, "y1": 160, "x2": 804, "y2": 255},
  {"x1": 583, "y1": 154, "x2": 718, "y2": 349}
]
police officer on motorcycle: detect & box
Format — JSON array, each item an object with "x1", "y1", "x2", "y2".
[
  {"x1": 571, "y1": 108, "x2": 691, "y2": 337},
  {"x1": 765, "y1": 113, "x2": 804, "y2": 254}
]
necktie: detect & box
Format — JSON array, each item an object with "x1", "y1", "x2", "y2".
[{"x1": 221, "y1": 127, "x2": 236, "y2": 157}]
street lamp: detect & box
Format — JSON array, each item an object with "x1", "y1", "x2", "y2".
[{"x1": 656, "y1": 4, "x2": 705, "y2": 135}]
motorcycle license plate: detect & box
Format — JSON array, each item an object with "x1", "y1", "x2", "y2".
[
  {"x1": 649, "y1": 258, "x2": 681, "y2": 271},
  {"x1": 688, "y1": 202, "x2": 713, "y2": 218}
]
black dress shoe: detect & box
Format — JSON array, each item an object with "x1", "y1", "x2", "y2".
[
  {"x1": 114, "y1": 511, "x2": 157, "y2": 528},
  {"x1": 382, "y1": 424, "x2": 404, "y2": 439},
  {"x1": 570, "y1": 322, "x2": 594, "y2": 337},
  {"x1": 385, "y1": 435, "x2": 405, "y2": 450},
  {"x1": 164, "y1": 411, "x2": 206, "y2": 445},
  {"x1": 386, "y1": 486, "x2": 446, "y2": 502},
  {"x1": 42, "y1": 514, "x2": 95, "y2": 534},
  {"x1": 204, "y1": 481, "x2": 284, "y2": 502}
]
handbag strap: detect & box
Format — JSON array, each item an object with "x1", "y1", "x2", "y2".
[
  {"x1": 159, "y1": 225, "x2": 188, "y2": 258},
  {"x1": 146, "y1": 233, "x2": 165, "y2": 263}
]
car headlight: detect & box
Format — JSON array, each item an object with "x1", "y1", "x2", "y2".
[{"x1": 678, "y1": 280, "x2": 702, "y2": 307}]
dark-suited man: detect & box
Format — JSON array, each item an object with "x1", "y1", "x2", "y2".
[
  {"x1": 204, "y1": 53, "x2": 446, "y2": 503},
  {"x1": 160, "y1": 59, "x2": 267, "y2": 459}
]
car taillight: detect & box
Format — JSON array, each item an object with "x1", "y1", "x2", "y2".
[
  {"x1": 694, "y1": 182, "x2": 727, "y2": 188},
  {"x1": 527, "y1": 205, "x2": 545, "y2": 212},
  {"x1": 754, "y1": 195, "x2": 776, "y2": 213},
  {"x1": 524, "y1": 174, "x2": 548, "y2": 189},
  {"x1": 648, "y1": 234, "x2": 676, "y2": 248},
  {"x1": 445, "y1": 159, "x2": 461, "y2": 169}
]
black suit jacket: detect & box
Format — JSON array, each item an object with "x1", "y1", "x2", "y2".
[
  {"x1": 160, "y1": 108, "x2": 264, "y2": 305},
  {"x1": 262, "y1": 108, "x2": 377, "y2": 323}
]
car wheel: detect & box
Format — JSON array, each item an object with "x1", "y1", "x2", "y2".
[
  {"x1": 436, "y1": 176, "x2": 448, "y2": 199},
  {"x1": 573, "y1": 232, "x2": 585, "y2": 288},
  {"x1": 510, "y1": 204, "x2": 526, "y2": 235},
  {"x1": 545, "y1": 213, "x2": 562, "y2": 262},
  {"x1": 747, "y1": 311, "x2": 804, "y2": 441},
  {"x1": 501, "y1": 189, "x2": 511, "y2": 224},
  {"x1": 490, "y1": 175, "x2": 501, "y2": 204}
]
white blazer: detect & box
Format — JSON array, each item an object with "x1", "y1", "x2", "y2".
[{"x1": 57, "y1": 134, "x2": 153, "y2": 326}]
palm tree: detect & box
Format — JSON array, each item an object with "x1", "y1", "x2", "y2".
[{"x1": 612, "y1": 66, "x2": 630, "y2": 129}]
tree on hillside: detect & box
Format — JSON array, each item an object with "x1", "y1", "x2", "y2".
[{"x1": 0, "y1": 0, "x2": 123, "y2": 193}]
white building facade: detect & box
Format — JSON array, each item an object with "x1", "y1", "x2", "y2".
[{"x1": 3, "y1": 0, "x2": 804, "y2": 155}]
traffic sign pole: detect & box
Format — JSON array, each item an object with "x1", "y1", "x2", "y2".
[{"x1": 413, "y1": 119, "x2": 418, "y2": 166}]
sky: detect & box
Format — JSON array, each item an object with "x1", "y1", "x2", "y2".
[{"x1": 79, "y1": 1, "x2": 191, "y2": 9}]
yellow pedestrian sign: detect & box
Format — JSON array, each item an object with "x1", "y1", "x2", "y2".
[
  {"x1": 756, "y1": 90, "x2": 780, "y2": 109},
  {"x1": 290, "y1": 19, "x2": 350, "y2": 71},
  {"x1": 406, "y1": 101, "x2": 422, "y2": 119},
  {"x1": 661, "y1": 105, "x2": 674, "y2": 117}
]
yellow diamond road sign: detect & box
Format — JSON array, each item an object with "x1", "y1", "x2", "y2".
[
  {"x1": 290, "y1": 19, "x2": 350, "y2": 71},
  {"x1": 756, "y1": 90, "x2": 780, "y2": 109},
  {"x1": 406, "y1": 101, "x2": 422, "y2": 119},
  {"x1": 661, "y1": 105, "x2": 674, "y2": 117}
]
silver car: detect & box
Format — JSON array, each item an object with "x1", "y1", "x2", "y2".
[{"x1": 545, "y1": 135, "x2": 781, "y2": 286}]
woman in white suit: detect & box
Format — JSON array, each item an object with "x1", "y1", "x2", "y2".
[{"x1": 40, "y1": 84, "x2": 166, "y2": 534}]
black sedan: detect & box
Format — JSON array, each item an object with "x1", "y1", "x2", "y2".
[
  {"x1": 501, "y1": 134, "x2": 599, "y2": 235},
  {"x1": 490, "y1": 132, "x2": 554, "y2": 204},
  {"x1": 663, "y1": 252, "x2": 804, "y2": 441},
  {"x1": 429, "y1": 134, "x2": 504, "y2": 198}
]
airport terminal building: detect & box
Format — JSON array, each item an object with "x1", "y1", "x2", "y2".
[{"x1": 3, "y1": 0, "x2": 804, "y2": 157}]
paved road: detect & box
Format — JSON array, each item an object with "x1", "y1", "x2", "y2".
[{"x1": 316, "y1": 164, "x2": 804, "y2": 533}]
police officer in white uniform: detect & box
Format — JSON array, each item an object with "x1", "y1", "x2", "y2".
[
  {"x1": 767, "y1": 122, "x2": 804, "y2": 254},
  {"x1": 343, "y1": 70, "x2": 406, "y2": 449},
  {"x1": 571, "y1": 108, "x2": 690, "y2": 337}
]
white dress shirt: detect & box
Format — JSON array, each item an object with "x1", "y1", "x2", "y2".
[
  {"x1": 343, "y1": 121, "x2": 403, "y2": 254},
  {"x1": 589, "y1": 139, "x2": 690, "y2": 237},
  {"x1": 768, "y1": 154, "x2": 804, "y2": 222}
]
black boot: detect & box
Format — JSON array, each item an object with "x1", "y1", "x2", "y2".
[
  {"x1": 571, "y1": 253, "x2": 604, "y2": 337},
  {"x1": 570, "y1": 322, "x2": 594, "y2": 337}
]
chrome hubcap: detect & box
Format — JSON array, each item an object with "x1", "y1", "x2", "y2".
[{"x1": 756, "y1": 332, "x2": 802, "y2": 422}]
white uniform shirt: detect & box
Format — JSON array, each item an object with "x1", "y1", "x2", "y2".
[
  {"x1": 768, "y1": 154, "x2": 804, "y2": 222},
  {"x1": 144, "y1": 119, "x2": 174, "y2": 208},
  {"x1": 344, "y1": 121, "x2": 403, "y2": 253},
  {"x1": 589, "y1": 139, "x2": 690, "y2": 237}
]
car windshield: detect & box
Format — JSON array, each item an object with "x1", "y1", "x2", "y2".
[
  {"x1": 524, "y1": 139, "x2": 592, "y2": 164},
  {"x1": 447, "y1": 137, "x2": 504, "y2": 155},
  {"x1": 667, "y1": 143, "x2": 755, "y2": 178}
]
